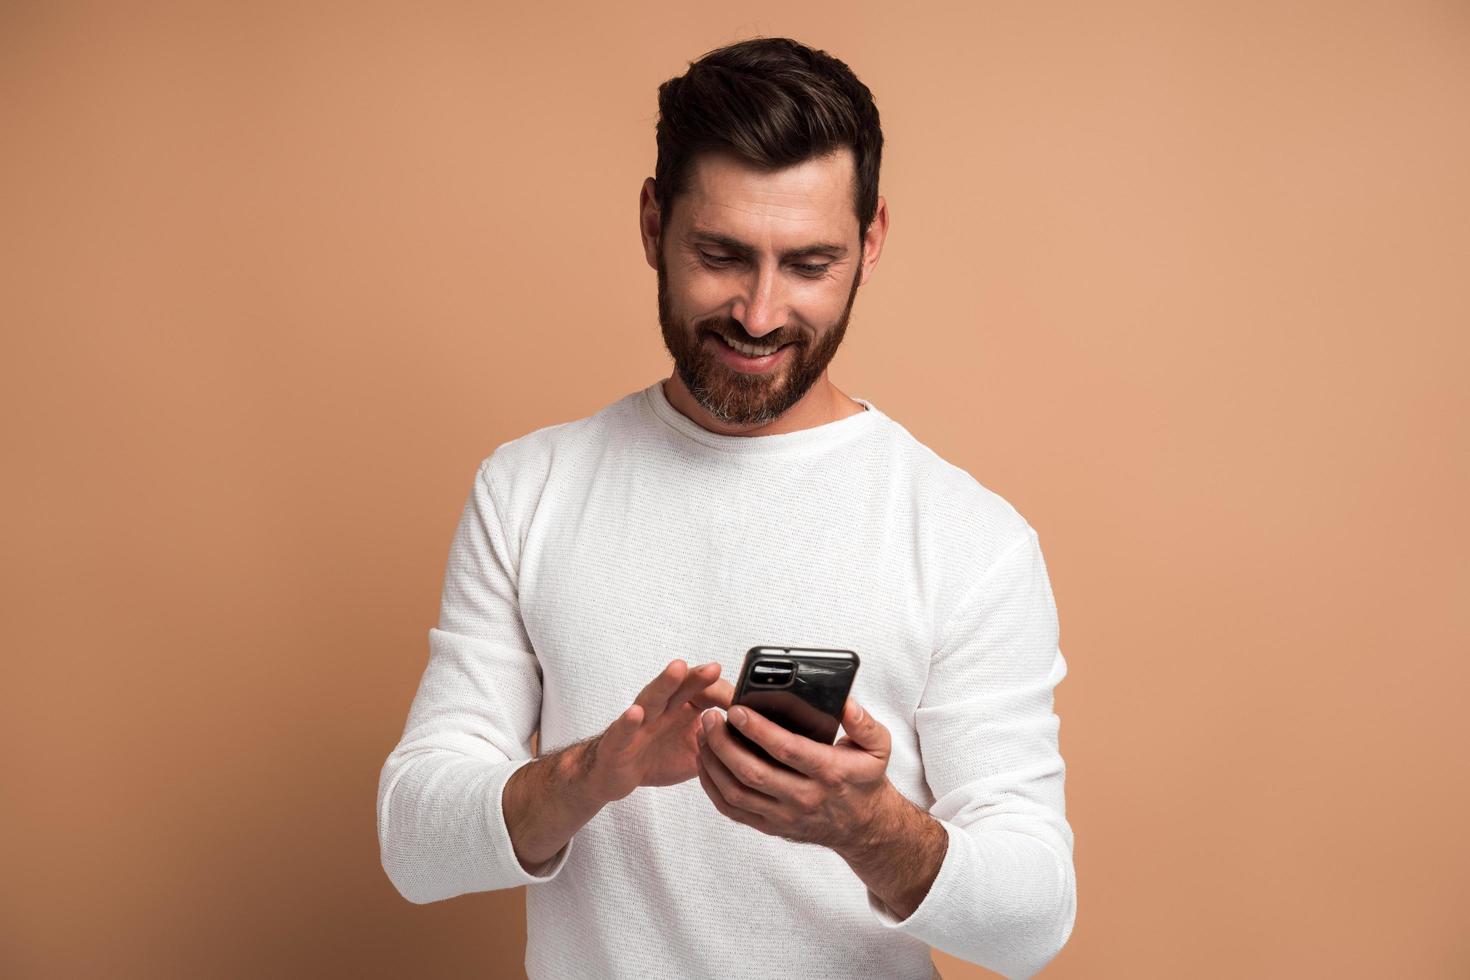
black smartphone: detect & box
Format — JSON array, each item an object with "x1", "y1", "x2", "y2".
[{"x1": 728, "y1": 646, "x2": 860, "y2": 772}]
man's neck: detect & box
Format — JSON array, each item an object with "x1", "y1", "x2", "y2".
[{"x1": 662, "y1": 376, "x2": 865, "y2": 438}]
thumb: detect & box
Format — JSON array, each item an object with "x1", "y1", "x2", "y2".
[{"x1": 841, "y1": 696, "x2": 887, "y2": 750}]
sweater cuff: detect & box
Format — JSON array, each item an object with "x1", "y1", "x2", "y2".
[
  {"x1": 486, "y1": 757, "x2": 574, "y2": 884},
  {"x1": 865, "y1": 818, "x2": 958, "y2": 931}
]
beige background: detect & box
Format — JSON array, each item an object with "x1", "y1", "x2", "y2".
[{"x1": 3, "y1": 1, "x2": 1466, "y2": 977}]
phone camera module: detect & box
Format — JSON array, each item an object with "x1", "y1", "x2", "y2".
[{"x1": 751, "y1": 659, "x2": 795, "y2": 688}]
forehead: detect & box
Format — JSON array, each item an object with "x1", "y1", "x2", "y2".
[{"x1": 676, "y1": 148, "x2": 858, "y2": 242}]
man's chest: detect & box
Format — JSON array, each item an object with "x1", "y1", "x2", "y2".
[{"x1": 513, "y1": 465, "x2": 938, "y2": 744}]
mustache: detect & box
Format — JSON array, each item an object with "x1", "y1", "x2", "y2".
[{"x1": 703, "y1": 323, "x2": 797, "y2": 347}]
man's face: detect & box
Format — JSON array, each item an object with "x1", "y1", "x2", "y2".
[{"x1": 653, "y1": 148, "x2": 866, "y2": 427}]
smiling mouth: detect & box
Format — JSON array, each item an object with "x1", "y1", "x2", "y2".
[{"x1": 711, "y1": 333, "x2": 793, "y2": 357}]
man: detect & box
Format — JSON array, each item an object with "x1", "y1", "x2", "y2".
[{"x1": 377, "y1": 36, "x2": 1076, "y2": 980}]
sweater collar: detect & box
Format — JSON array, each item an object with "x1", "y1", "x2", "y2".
[{"x1": 642, "y1": 379, "x2": 881, "y2": 456}]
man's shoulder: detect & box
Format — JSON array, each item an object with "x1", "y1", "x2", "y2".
[
  {"x1": 880, "y1": 414, "x2": 1035, "y2": 553},
  {"x1": 476, "y1": 386, "x2": 642, "y2": 500}
]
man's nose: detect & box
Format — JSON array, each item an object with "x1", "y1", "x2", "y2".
[{"x1": 730, "y1": 261, "x2": 788, "y2": 340}]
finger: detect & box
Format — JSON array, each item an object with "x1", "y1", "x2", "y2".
[
  {"x1": 726, "y1": 705, "x2": 828, "y2": 778},
  {"x1": 839, "y1": 696, "x2": 890, "y2": 752},
  {"x1": 698, "y1": 739, "x2": 778, "y2": 821},
  {"x1": 635, "y1": 660, "x2": 688, "y2": 725},
  {"x1": 691, "y1": 677, "x2": 734, "y2": 711},
  {"x1": 695, "y1": 752, "x2": 765, "y2": 831},
  {"x1": 598, "y1": 702, "x2": 645, "y2": 753},
  {"x1": 702, "y1": 709, "x2": 807, "y2": 801},
  {"x1": 662, "y1": 662, "x2": 721, "y2": 715}
]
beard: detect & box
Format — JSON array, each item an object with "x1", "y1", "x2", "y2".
[{"x1": 656, "y1": 241, "x2": 863, "y2": 427}]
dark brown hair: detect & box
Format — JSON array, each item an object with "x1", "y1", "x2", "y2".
[{"x1": 653, "y1": 37, "x2": 884, "y2": 244}]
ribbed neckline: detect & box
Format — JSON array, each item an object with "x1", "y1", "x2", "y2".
[{"x1": 642, "y1": 378, "x2": 882, "y2": 456}]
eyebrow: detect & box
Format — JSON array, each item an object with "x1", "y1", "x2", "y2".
[{"x1": 687, "y1": 229, "x2": 849, "y2": 261}]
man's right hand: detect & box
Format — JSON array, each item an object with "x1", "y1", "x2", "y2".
[{"x1": 582, "y1": 659, "x2": 734, "y2": 803}]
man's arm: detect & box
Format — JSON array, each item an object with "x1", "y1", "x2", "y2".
[
  {"x1": 377, "y1": 455, "x2": 592, "y2": 903},
  {"x1": 833, "y1": 782, "x2": 950, "y2": 920},
  {"x1": 502, "y1": 738, "x2": 606, "y2": 870},
  {"x1": 855, "y1": 526, "x2": 1077, "y2": 980}
]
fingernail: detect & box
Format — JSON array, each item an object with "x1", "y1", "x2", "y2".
[
  {"x1": 729, "y1": 707, "x2": 747, "y2": 727},
  {"x1": 701, "y1": 710, "x2": 717, "y2": 733},
  {"x1": 853, "y1": 702, "x2": 864, "y2": 721}
]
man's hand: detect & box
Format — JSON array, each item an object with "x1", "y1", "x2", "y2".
[
  {"x1": 693, "y1": 696, "x2": 895, "y2": 852},
  {"x1": 583, "y1": 659, "x2": 734, "y2": 803}
]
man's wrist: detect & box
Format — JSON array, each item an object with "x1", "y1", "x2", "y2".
[
  {"x1": 504, "y1": 739, "x2": 610, "y2": 872},
  {"x1": 833, "y1": 780, "x2": 904, "y2": 861},
  {"x1": 558, "y1": 736, "x2": 613, "y2": 811},
  {"x1": 832, "y1": 783, "x2": 948, "y2": 921}
]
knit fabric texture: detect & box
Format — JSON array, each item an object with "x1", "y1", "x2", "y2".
[{"x1": 377, "y1": 379, "x2": 1076, "y2": 979}]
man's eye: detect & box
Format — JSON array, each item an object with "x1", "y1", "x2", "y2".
[{"x1": 698, "y1": 252, "x2": 830, "y2": 278}]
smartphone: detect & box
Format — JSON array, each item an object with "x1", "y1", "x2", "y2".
[{"x1": 727, "y1": 646, "x2": 860, "y2": 772}]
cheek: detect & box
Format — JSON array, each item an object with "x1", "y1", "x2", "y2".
[
  {"x1": 788, "y1": 277, "x2": 847, "y2": 316},
  {"x1": 680, "y1": 273, "x2": 733, "y2": 314}
]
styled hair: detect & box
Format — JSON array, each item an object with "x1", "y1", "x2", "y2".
[{"x1": 653, "y1": 37, "x2": 884, "y2": 244}]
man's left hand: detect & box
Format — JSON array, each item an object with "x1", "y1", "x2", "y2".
[{"x1": 694, "y1": 696, "x2": 895, "y2": 853}]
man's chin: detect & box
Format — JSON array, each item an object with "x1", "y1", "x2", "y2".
[{"x1": 699, "y1": 355, "x2": 793, "y2": 393}]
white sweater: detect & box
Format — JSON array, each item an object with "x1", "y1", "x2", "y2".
[{"x1": 377, "y1": 379, "x2": 1076, "y2": 979}]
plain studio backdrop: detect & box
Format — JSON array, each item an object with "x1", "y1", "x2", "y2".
[{"x1": 2, "y1": 1, "x2": 1466, "y2": 977}]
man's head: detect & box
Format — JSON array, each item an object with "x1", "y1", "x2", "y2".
[{"x1": 639, "y1": 37, "x2": 888, "y2": 429}]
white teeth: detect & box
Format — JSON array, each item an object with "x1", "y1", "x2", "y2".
[{"x1": 721, "y1": 336, "x2": 782, "y2": 358}]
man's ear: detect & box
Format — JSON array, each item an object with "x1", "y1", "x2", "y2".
[
  {"x1": 639, "y1": 177, "x2": 662, "y2": 270},
  {"x1": 857, "y1": 193, "x2": 889, "y2": 287}
]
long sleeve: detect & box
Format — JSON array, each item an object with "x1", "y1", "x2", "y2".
[
  {"x1": 866, "y1": 527, "x2": 1077, "y2": 979},
  {"x1": 376, "y1": 456, "x2": 573, "y2": 904}
]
